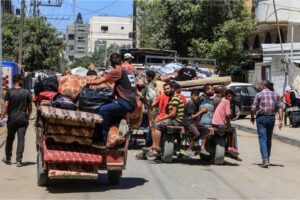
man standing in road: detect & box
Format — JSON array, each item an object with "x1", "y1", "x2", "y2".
[
  {"x1": 251, "y1": 80, "x2": 283, "y2": 168},
  {"x1": 1, "y1": 75, "x2": 32, "y2": 167}
]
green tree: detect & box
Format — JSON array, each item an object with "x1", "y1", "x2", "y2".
[
  {"x1": 136, "y1": 0, "x2": 254, "y2": 68},
  {"x1": 2, "y1": 14, "x2": 64, "y2": 71},
  {"x1": 71, "y1": 44, "x2": 131, "y2": 68}
]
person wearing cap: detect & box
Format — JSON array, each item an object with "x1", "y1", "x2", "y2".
[{"x1": 123, "y1": 53, "x2": 137, "y2": 72}]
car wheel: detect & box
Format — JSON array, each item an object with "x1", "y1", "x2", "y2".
[{"x1": 233, "y1": 105, "x2": 241, "y2": 120}]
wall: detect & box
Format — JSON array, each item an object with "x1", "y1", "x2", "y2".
[{"x1": 88, "y1": 16, "x2": 133, "y2": 53}]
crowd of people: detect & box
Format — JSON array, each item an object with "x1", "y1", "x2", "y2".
[{"x1": 1, "y1": 52, "x2": 292, "y2": 169}]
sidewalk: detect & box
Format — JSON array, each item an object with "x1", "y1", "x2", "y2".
[{"x1": 233, "y1": 117, "x2": 300, "y2": 147}]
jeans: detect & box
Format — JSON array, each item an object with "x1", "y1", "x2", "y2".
[
  {"x1": 5, "y1": 125, "x2": 28, "y2": 162},
  {"x1": 256, "y1": 115, "x2": 275, "y2": 161},
  {"x1": 99, "y1": 99, "x2": 135, "y2": 142}
]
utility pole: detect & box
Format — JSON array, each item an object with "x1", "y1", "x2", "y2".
[
  {"x1": 273, "y1": 0, "x2": 288, "y2": 94},
  {"x1": 18, "y1": 0, "x2": 26, "y2": 66},
  {"x1": 132, "y1": 0, "x2": 137, "y2": 48}
]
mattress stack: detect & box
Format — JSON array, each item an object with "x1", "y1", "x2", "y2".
[{"x1": 39, "y1": 106, "x2": 102, "y2": 146}]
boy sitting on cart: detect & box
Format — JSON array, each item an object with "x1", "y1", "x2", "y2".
[{"x1": 212, "y1": 89, "x2": 239, "y2": 156}]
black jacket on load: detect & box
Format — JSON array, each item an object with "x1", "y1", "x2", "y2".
[
  {"x1": 34, "y1": 76, "x2": 58, "y2": 96},
  {"x1": 79, "y1": 87, "x2": 114, "y2": 113}
]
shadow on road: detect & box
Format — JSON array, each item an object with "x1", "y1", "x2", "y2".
[
  {"x1": 46, "y1": 176, "x2": 148, "y2": 193},
  {"x1": 252, "y1": 163, "x2": 285, "y2": 167},
  {"x1": 10, "y1": 161, "x2": 36, "y2": 167},
  {"x1": 147, "y1": 157, "x2": 240, "y2": 166}
]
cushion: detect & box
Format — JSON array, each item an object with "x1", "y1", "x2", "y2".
[
  {"x1": 40, "y1": 106, "x2": 102, "y2": 128},
  {"x1": 46, "y1": 135, "x2": 93, "y2": 146},
  {"x1": 43, "y1": 142, "x2": 103, "y2": 164},
  {"x1": 45, "y1": 123, "x2": 94, "y2": 138}
]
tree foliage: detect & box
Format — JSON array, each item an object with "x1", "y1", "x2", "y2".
[
  {"x1": 2, "y1": 14, "x2": 64, "y2": 71},
  {"x1": 71, "y1": 43, "x2": 131, "y2": 68},
  {"x1": 136, "y1": 0, "x2": 255, "y2": 68}
]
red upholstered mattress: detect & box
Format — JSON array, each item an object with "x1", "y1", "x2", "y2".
[{"x1": 43, "y1": 142, "x2": 103, "y2": 165}]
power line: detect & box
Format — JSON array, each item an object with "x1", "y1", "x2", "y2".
[{"x1": 81, "y1": 0, "x2": 119, "y2": 15}]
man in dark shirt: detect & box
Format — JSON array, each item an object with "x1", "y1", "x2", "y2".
[
  {"x1": 1, "y1": 75, "x2": 32, "y2": 167},
  {"x1": 174, "y1": 61, "x2": 197, "y2": 81},
  {"x1": 182, "y1": 90, "x2": 210, "y2": 157},
  {"x1": 87, "y1": 53, "x2": 137, "y2": 145}
]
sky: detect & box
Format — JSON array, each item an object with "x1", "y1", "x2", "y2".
[{"x1": 12, "y1": 0, "x2": 133, "y2": 33}]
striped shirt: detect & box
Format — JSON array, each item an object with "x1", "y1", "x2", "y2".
[{"x1": 168, "y1": 95, "x2": 184, "y2": 123}]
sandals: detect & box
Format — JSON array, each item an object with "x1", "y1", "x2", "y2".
[
  {"x1": 135, "y1": 152, "x2": 147, "y2": 160},
  {"x1": 146, "y1": 148, "x2": 162, "y2": 160}
]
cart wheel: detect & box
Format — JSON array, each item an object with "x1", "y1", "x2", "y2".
[
  {"x1": 161, "y1": 134, "x2": 174, "y2": 163},
  {"x1": 37, "y1": 149, "x2": 49, "y2": 187},
  {"x1": 108, "y1": 170, "x2": 122, "y2": 185},
  {"x1": 214, "y1": 136, "x2": 225, "y2": 165}
]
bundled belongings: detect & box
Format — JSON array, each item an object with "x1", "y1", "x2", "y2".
[
  {"x1": 58, "y1": 74, "x2": 114, "y2": 101},
  {"x1": 50, "y1": 94, "x2": 77, "y2": 110},
  {"x1": 79, "y1": 87, "x2": 114, "y2": 113},
  {"x1": 290, "y1": 110, "x2": 300, "y2": 128},
  {"x1": 34, "y1": 76, "x2": 58, "y2": 96}
]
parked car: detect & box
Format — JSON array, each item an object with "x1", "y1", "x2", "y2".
[{"x1": 227, "y1": 82, "x2": 258, "y2": 120}]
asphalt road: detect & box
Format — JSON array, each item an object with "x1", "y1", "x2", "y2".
[{"x1": 1, "y1": 122, "x2": 300, "y2": 199}]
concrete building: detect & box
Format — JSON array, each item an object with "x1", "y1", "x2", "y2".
[
  {"x1": 65, "y1": 23, "x2": 89, "y2": 62},
  {"x1": 245, "y1": 0, "x2": 300, "y2": 94},
  {"x1": 248, "y1": 0, "x2": 300, "y2": 56},
  {"x1": 88, "y1": 16, "x2": 133, "y2": 53}
]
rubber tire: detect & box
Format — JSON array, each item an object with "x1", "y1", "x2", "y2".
[
  {"x1": 37, "y1": 149, "x2": 49, "y2": 187},
  {"x1": 233, "y1": 105, "x2": 241, "y2": 121},
  {"x1": 214, "y1": 136, "x2": 225, "y2": 165},
  {"x1": 108, "y1": 170, "x2": 122, "y2": 185},
  {"x1": 161, "y1": 134, "x2": 174, "y2": 163}
]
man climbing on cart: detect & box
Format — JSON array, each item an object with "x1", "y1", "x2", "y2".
[
  {"x1": 87, "y1": 53, "x2": 137, "y2": 147},
  {"x1": 148, "y1": 82, "x2": 184, "y2": 158}
]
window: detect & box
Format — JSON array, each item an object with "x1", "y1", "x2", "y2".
[
  {"x1": 253, "y1": 35, "x2": 260, "y2": 49},
  {"x1": 68, "y1": 55, "x2": 74, "y2": 61},
  {"x1": 68, "y1": 34, "x2": 74, "y2": 40},
  {"x1": 69, "y1": 45, "x2": 74, "y2": 51},
  {"x1": 121, "y1": 26, "x2": 124, "y2": 30},
  {"x1": 101, "y1": 25, "x2": 108, "y2": 32},
  {"x1": 77, "y1": 47, "x2": 85, "y2": 50},
  {"x1": 129, "y1": 32, "x2": 133, "y2": 38},
  {"x1": 77, "y1": 37, "x2": 86, "y2": 42},
  {"x1": 77, "y1": 51, "x2": 85, "y2": 54},
  {"x1": 247, "y1": 86, "x2": 258, "y2": 96}
]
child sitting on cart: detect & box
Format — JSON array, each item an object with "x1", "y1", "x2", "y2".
[{"x1": 212, "y1": 89, "x2": 239, "y2": 156}]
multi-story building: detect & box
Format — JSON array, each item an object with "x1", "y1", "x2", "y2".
[
  {"x1": 88, "y1": 16, "x2": 133, "y2": 53},
  {"x1": 65, "y1": 23, "x2": 89, "y2": 62},
  {"x1": 248, "y1": 0, "x2": 300, "y2": 58}
]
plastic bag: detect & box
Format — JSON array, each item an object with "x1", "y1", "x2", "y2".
[
  {"x1": 79, "y1": 87, "x2": 114, "y2": 113},
  {"x1": 50, "y1": 94, "x2": 77, "y2": 110}
]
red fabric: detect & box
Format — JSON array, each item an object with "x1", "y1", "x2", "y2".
[
  {"x1": 43, "y1": 141, "x2": 103, "y2": 164},
  {"x1": 122, "y1": 62, "x2": 136, "y2": 72},
  {"x1": 154, "y1": 93, "x2": 169, "y2": 120},
  {"x1": 284, "y1": 91, "x2": 291, "y2": 105},
  {"x1": 33, "y1": 91, "x2": 57, "y2": 103},
  {"x1": 129, "y1": 98, "x2": 144, "y2": 129},
  {"x1": 178, "y1": 93, "x2": 187, "y2": 105}
]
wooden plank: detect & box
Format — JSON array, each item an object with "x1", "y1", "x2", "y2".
[{"x1": 176, "y1": 76, "x2": 232, "y2": 87}]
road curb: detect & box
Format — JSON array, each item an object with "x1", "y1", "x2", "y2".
[{"x1": 233, "y1": 124, "x2": 300, "y2": 148}]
